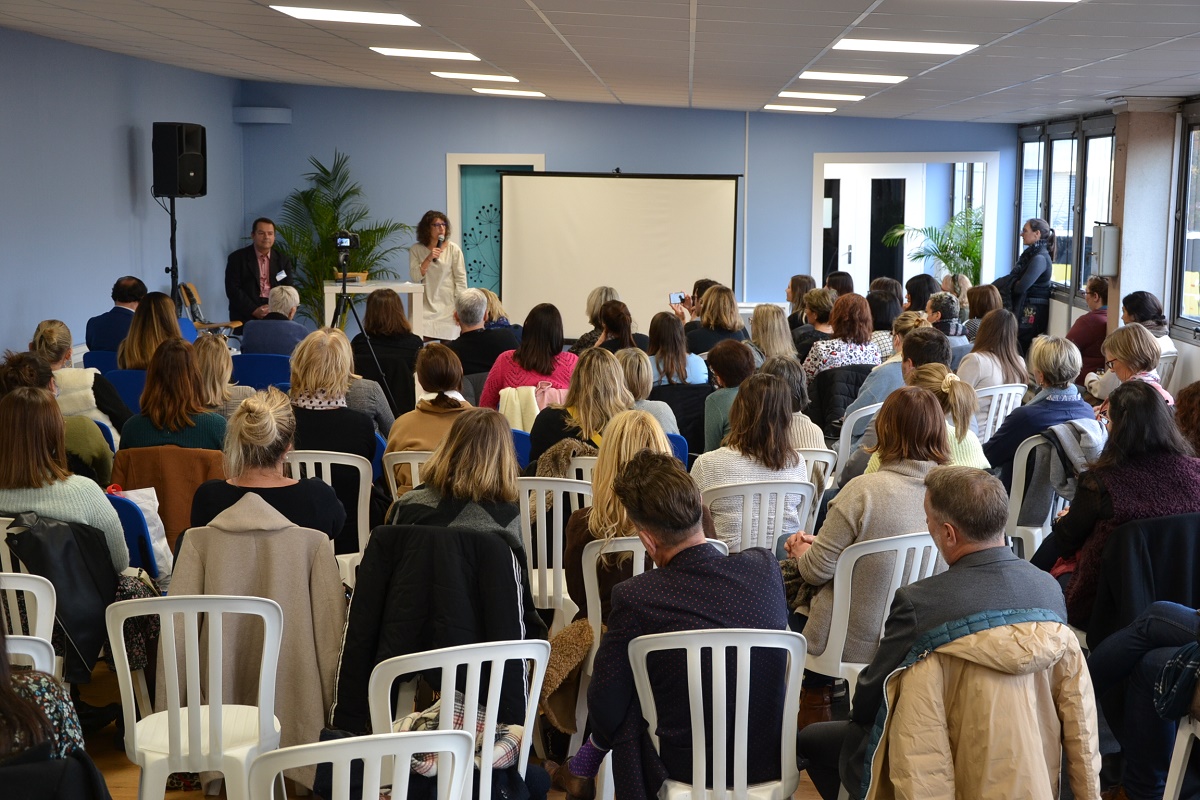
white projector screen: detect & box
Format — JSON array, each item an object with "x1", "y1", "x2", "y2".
[{"x1": 501, "y1": 173, "x2": 739, "y2": 339}]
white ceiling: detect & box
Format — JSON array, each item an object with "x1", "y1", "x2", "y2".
[{"x1": 4, "y1": 0, "x2": 1200, "y2": 123}]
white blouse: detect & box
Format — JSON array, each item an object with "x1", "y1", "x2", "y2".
[{"x1": 409, "y1": 240, "x2": 468, "y2": 340}]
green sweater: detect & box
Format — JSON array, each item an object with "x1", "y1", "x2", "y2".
[
  {"x1": 704, "y1": 387, "x2": 739, "y2": 452},
  {"x1": 0, "y1": 476, "x2": 128, "y2": 572},
  {"x1": 120, "y1": 412, "x2": 226, "y2": 451}
]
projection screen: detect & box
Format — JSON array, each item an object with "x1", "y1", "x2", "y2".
[{"x1": 500, "y1": 173, "x2": 739, "y2": 339}]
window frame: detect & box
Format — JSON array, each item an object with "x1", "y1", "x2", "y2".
[{"x1": 1171, "y1": 100, "x2": 1200, "y2": 336}]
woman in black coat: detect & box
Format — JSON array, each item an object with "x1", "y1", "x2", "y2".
[
  {"x1": 1005, "y1": 217, "x2": 1055, "y2": 353},
  {"x1": 350, "y1": 288, "x2": 423, "y2": 415}
]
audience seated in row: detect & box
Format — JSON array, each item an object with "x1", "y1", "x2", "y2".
[
  {"x1": 193, "y1": 332, "x2": 255, "y2": 419},
  {"x1": 963, "y1": 283, "x2": 1002, "y2": 340},
  {"x1": 925, "y1": 291, "x2": 968, "y2": 347},
  {"x1": 843, "y1": 310, "x2": 928, "y2": 421},
  {"x1": 686, "y1": 285, "x2": 748, "y2": 356},
  {"x1": 802, "y1": 293, "x2": 881, "y2": 380},
  {"x1": 31, "y1": 319, "x2": 130, "y2": 442},
  {"x1": 1067, "y1": 276, "x2": 1111, "y2": 382},
  {"x1": 85, "y1": 275, "x2": 146, "y2": 353},
  {"x1": 120, "y1": 339, "x2": 227, "y2": 451},
  {"x1": 1085, "y1": 290, "x2": 1176, "y2": 400},
  {"x1": 865, "y1": 289, "x2": 901, "y2": 360},
  {"x1": 703, "y1": 339, "x2": 756, "y2": 452},
  {"x1": 786, "y1": 273, "x2": 817, "y2": 331},
  {"x1": 595, "y1": 300, "x2": 649, "y2": 354},
  {"x1": 479, "y1": 303, "x2": 577, "y2": 410},
  {"x1": 647, "y1": 311, "x2": 708, "y2": 385},
  {"x1": 794, "y1": 287, "x2": 837, "y2": 361},
  {"x1": 568, "y1": 286, "x2": 619, "y2": 356},
  {"x1": 956, "y1": 308, "x2": 1028, "y2": 430},
  {"x1": 447, "y1": 287, "x2": 518, "y2": 375},
  {"x1": 116, "y1": 291, "x2": 180, "y2": 371},
  {"x1": 614, "y1": 348, "x2": 678, "y2": 435},
  {"x1": 238, "y1": 284, "x2": 308, "y2": 356},
  {"x1": 528, "y1": 347, "x2": 631, "y2": 467},
  {"x1": 350, "y1": 287, "x2": 423, "y2": 417},
  {"x1": 747, "y1": 303, "x2": 796, "y2": 364}
]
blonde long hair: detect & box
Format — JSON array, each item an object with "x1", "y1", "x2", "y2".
[
  {"x1": 421, "y1": 408, "x2": 519, "y2": 503},
  {"x1": 907, "y1": 363, "x2": 978, "y2": 442},
  {"x1": 193, "y1": 333, "x2": 235, "y2": 406},
  {"x1": 587, "y1": 410, "x2": 672, "y2": 563},
  {"x1": 562, "y1": 348, "x2": 634, "y2": 442},
  {"x1": 749, "y1": 304, "x2": 795, "y2": 361},
  {"x1": 118, "y1": 292, "x2": 181, "y2": 370},
  {"x1": 29, "y1": 320, "x2": 72, "y2": 365},
  {"x1": 290, "y1": 327, "x2": 353, "y2": 399}
]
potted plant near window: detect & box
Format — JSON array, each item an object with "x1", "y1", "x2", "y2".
[{"x1": 881, "y1": 206, "x2": 984, "y2": 287}]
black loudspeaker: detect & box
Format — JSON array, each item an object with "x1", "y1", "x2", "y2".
[{"x1": 152, "y1": 122, "x2": 207, "y2": 198}]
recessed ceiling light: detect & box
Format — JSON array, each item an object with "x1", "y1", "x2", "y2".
[
  {"x1": 432, "y1": 72, "x2": 518, "y2": 82},
  {"x1": 371, "y1": 47, "x2": 479, "y2": 61},
  {"x1": 799, "y1": 71, "x2": 907, "y2": 85},
  {"x1": 271, "y1": 6, "x2": 419, "y2": 26},
  {"x1": 834, "y1": 38, "x2": 976, "y2": 56},
  {"x1": 473, "y1": 88, "x2": 546, "y2": 98},
  {"x1": 764, "y1": 104, "x2": 836, "y2": 113},
  {"x1": 779, "y1": 91, "x2": 865, "y2": 102}
]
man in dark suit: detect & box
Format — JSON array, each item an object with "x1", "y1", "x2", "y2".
[
  {"x1": 225, "y1": 216, "x2": 294, "y2": 323},
  {"x1": 552, "y1": 451, "x2": 788, "y2": 800},
  {"x1": 85, "y1": 276, "x2": 146, "y2": 351},
  {"x1": 796, "y1": 466, "x2": 1069, "y2": 800},
  {"x1": 446, "y1": 288, "x2": 518, "y2": 375}
]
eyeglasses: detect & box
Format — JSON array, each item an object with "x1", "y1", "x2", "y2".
[
  {"x1": 1105, "y1": 359, "x2": 1116, "y2": 371},
  {"x1": 431, "y1": 221, "x2": 447, "y2": 228}
]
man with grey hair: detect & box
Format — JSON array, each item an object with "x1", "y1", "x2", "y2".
[
  {"x1": 797, "y1": 466, "x2": 1096, "y2": 799},
  {"x1": 446, "y1": 287, "x2": 518, "y2": 374},
  {"x1": 241, "y1": 284, "x2": 308, "y2": 355},
  {"x1": 925, "y1": 290, "x2": 968, "y2": 346}
]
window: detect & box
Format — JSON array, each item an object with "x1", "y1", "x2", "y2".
[
  {"x1": 953, "y1": 162, "x2": 986, "y2": 215},
  {"x1": 1175, "y1": 123, "x2": 1200, "y2": 322},
  {"x1": 1017, "y1": 116, "x2": 1115, "y2": 301}
]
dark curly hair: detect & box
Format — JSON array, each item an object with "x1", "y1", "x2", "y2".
[{"x1": 416, "y1": 210, "x2": 451, "y2": 247}]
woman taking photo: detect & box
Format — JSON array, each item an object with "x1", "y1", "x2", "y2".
[
  {"x1": 389, "y1": 408, "x2": 523, "y2": 542},
  {"x1": 615, "y1": 348, "x2": 679, "y2": 435},
  {"x1": 956, "y1": 309, "x2": 1028, "y2": 430},
  {"x1": 1006, "y1": 218, "x2": 1055, "y2": 352},
  {"x1": 121, "y1": 339, "x2": 227, "y2": 450},
  {"x1": 191, "y1": 387, "x2": 345, "y2": 540},
  {"x1": 290, "y1": 328, "x2": 378, "y2": 555},
  {"x1": 904, "y1": 274, "x2": 940, "y2": 315},
  {"x1": 479, "y1": 304, "x2": 577, "y2": 408},
  {"x1": 528, "y1": 347, "x2": 633, "y2": 465},
  {"x1": 748, "y1": 304, "x2": 797, "y2": 363},
  {"x1": 1033, "y1": 380, "x2": 1200, "y2": 627},
  {"x1": 408, "y1": 210, "x2": 467, "y2": 340},
  {"x1": 0, "y1": 387, "x2": 128, "y2": 572},
  {"x1": 685, "y1": 285, "x2": 747, "y2": 355},
  {"x1": 1086, "y1": 291, "x2": 1177, "y2": 400},
  {"x1": 691, "y1": 373, "x2": 809, "y2": 553},
  {"x1": 786, "y1": 274, "x2": 816, "y2": 330},
  {"x1": 783, "y1": 386, "x2": 949, "y2": 682},
  {"x1": 963, "y1": 284, "x2": 1003, "y2": 341},
  {"x1": 117, "y1": 291, "x2": 182, "y2": 370},
  {"x1": 866, "y1": 290, "x2": 902, "y2": 360},
  {"x1": 570, "y1": 286, "x2": 620, "y2": 354},
  {"x1": 793, "y1": 288, "x2": 836, "y2": 361},
  {"x1": 647, "y1": 312, "x2": 708, "y2": 385},
  {"x1": 385, "y1": 344, "x2": 472, "y2": 496},
  {"x1": 596, "y1": 300, "x2": 649, "y2": 353},
  {"x1": 193, "y1": 332, "x2": 255, "y2": 419},
  {"x1": 564, "y1": 410, "x2": 709, "y2": 622},
  {"x1": 30, "y1": 319, "x2": 131, "y2": 439},
  {"x1": 351, "y1": 288, "x2": 424, "y2": 416},
  {"x1": 801, "y1": 293, "x2": 881, "y2": 380}
]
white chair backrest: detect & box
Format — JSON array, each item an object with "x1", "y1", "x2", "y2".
[
  {"x1": 518, "y1": 477, "x2": 592, "y2": 631},
  {"x1": 105, "y1": 594, "x2": 283, "y2": 771},
  {"x1": 797, "y1": 448, "x2": 836, "y2": 484},
  {"x1": 699, "y1": 480, "x2": 815, "y2": 555},
  {"x1": 805, "y1": 532, "x2": 939, "y2": 696},
  {"x1": 629, "y1": 628, "x2": 805, "y2": 799},
  {"x1": 975, "y1": 383, "x2": 1026, "y2": 443},
  {"x1": 567, "y1": 457, "x2": 598, "y2": 512},
  {"x1": 1165, "y1": 714, "x2": 1200, "y2": 800},
  {"x1": 1160, "y1": 351, "x2": 1179, "y2": 390},
  {"x1": 835, "y1": 403, "x2": 883, "y2": 482},
  {"x1": 248, "y1": 731, "x2": 474, "y2": 800},
  {"x1": 6, "y1": 634, "x2": 55, "y2": 673},
  {"x1": 368, "y1": 639, "x2": 551, "y2": 800},
  {"x1": 1005, "y1": 434, "x2": 1062, "y2": 560},
  {"x1": 0, "y1": 572, "x2": 55, "y2": 640},
  {"x1": 285, "y1": 450, "x2": 373, "y2": 552},
  {"x1": 382, "y1": 450, "x2": 434, "y2": 501}
]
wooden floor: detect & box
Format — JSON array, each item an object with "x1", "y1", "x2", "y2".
[{"x1": 82, "y1": 664, "x2": 822, "y2": 800}]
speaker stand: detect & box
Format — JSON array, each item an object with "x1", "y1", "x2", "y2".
[{"x1": 166, "y1": 196, "x2": 182, "y2": 315}]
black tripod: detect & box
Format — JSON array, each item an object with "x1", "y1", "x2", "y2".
[{"x1": 331, "y1": 248, "x2": 399, "y2": 412}]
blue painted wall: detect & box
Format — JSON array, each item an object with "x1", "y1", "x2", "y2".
[
  {"x1": 0, "y1": 27, "x2": 242, "y2": 351},
  {"x1": 239, "y1": 81, "x2": 1019, "y2": 305}
]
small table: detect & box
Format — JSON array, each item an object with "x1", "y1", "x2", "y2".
[{"x1": 322, "y1": 280, "x2": 425, "y2": 337}]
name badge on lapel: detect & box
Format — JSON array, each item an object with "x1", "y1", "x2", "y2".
[{"x1": 276, "y1": 270, "x2": 287, "y2": 282}]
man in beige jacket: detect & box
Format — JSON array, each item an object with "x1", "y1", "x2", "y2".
[{"x1": 798, "y1": 466, "x2": 1100, "y2": 800}]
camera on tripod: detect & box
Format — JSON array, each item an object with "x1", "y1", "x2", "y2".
[{"x1": 334, "y1": 230, "x2": 360, "y2": 250}]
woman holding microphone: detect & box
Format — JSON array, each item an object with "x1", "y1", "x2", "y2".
[{"x1": 409, "y1": 210, "x2": 468, "y2": 340}]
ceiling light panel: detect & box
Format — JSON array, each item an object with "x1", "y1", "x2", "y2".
[
  {"x1": 764, "y1": 104, "x2": 837, "y2": 113},
  {"x1": 833, "y1": 38, "x2": 977, "y2": 55},
  {"x1": 270, "y1": 6, "x2": 420, "y2": 26},
  {"x1": 370, "y1": 47, "x2": 479, "y2": 60},
  {"x1": 432, "y1": 72, "x2": 518, "y2": 82},
  {"x1": 799, "y1": 70, "x2": 907, "y2": 84},
  {"x1": 473, "y1": 88, "x2": 545, "y2": 97},
  {"x1": 779, "y1": 91, "x2": 865, "y2": 101}
]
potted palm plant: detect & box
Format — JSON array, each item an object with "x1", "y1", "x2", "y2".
[
  {"x1": 275, "y1": 151, "x2": 412, "y2": 325},
  {"x1": 881, "y1": 206, "x2": 984, "y2": 287}
]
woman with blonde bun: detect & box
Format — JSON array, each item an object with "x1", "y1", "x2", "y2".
[
  {"x1": 190, "y1": 387, "x2": 345, "y2": 540},
  {"x1": 30, "y1": 319, "x2": 131, "y2": 440},
  {"x1": 192, "y1": 333, "x2": 254, "y2": 419}
]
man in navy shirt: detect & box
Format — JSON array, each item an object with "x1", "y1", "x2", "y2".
[{"x1": 85, "y1": 276, "x2": 146, "y2": 351}]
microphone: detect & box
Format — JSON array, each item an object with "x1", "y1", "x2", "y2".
[{"x1": 433, "y1": 234, "x2": 444, "y2": 264}]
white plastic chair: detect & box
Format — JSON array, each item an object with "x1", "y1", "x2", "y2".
[
  {"x1": 700, "y1": 480, "x2": 816, "y2": 557},
  {"x1": 1160, "y1": 351, "x2": 1179, "y2": 390},
  {"x1": 0, "y1": 572, "x2": 55, "y2": 641},
  {"x1": 248, "y1": 730, "x2": 474, "y2": 800},
  {"x1": 285, "y1": 450, "x2": 373, "y2": 585},
  {"x1": 805, "y1": 532, "x2": 939, "y2": 699},
  {"x1": 834, "y1": 403, "x2": 883, "y2": 484},
  {"x1": 797, "y1": 447, "x2": 836, "y2": 527},
  {"x1": 106, "y1": 595, "x2": 284, "y2": 800},
  {"x1": 1164, "y1": 714, "x2": 1200, "y2": 799},
  {"x1": 518, "y1": 477, "x2": 592, "y2": 635},
  {"x1": 566, "y1": 456, "x2": 598, "y2": 512},
  {"x1": 629, "y1": 628, "x2": 806, "y2": 800},
  {"x1": 6, "y1": 634, "x2": 55, "y2": 673},
  {"x1": 368, "y1": 639, "x2": 551, "y2": 800},
  {"x1": 382, "y1": 450, "x2": 434, "y2": 501},
  {"x1": 975, "y1": 383, "x2": 1027, "y2": 443},
  {"x1": 1005, "y1": 435, "x2": 1067, "y2": 560}
]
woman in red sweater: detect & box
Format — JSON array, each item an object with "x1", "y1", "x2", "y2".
[{"x1": 479, "y1": 303, "x2": 577, "y2": 408}]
